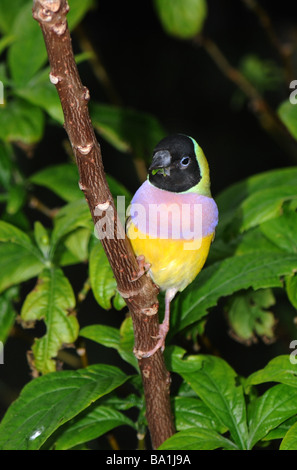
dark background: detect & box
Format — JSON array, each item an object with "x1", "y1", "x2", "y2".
[{"x1": 1, "y1": 0, "x2": 297, "y2": 449}]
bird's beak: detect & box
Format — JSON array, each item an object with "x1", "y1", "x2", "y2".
[{"x1": 149, "y1": 150, "x2": 172, "y2": 176}]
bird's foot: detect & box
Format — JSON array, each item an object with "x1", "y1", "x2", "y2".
[
  {"x1": 141, "y1": 321, "x2": 169, "y2": 358},
  {"x1": 131, "y1": 255, "x2": 151, "y2": 282}
]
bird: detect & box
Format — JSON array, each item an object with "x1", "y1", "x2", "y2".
[{"x1": 126, "y1": 134, "x2": 218, "y2": 357}]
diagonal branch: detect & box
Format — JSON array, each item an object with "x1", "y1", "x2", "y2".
[{"x1": 32, "y1": 0, "x2": 175, "y2": 449}]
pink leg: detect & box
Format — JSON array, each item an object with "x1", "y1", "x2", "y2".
[{"x1": 142, "y1": 288, "x2": 177, "y2": 358}]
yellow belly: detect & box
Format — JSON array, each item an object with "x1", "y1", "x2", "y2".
[{"x1": 127, "y1": 222, "x2": 213, "y2": 292}]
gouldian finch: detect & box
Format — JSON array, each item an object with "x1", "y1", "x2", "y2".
[{"x1": 127, "y1": 134, "x2": 218, "y2": 357}]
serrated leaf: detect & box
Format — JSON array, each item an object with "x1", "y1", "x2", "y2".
[
  {"x1": 159, "y1": 427, "x2": 237, "y2": 450},
  {"x1": 172, "y1": 252, "x2": 297, "y2": 334},
  {"x1": 244, "y1": 355, "x2": 297, "y2": 391},
  {"x1": 0, "y1": 221, "x2": 44, "y2": 292},
  {"x1": 216, "y1": 167, "x2": 297, "y2": 237},
  {"x1": 0, "y1": 364, "x2": 129, "y2": 450},
  {"x1": 247, "y1": 384, "x2": 297, "y2": 449},
  {"x1": 0, "y1": 99, "x2": 44, "y2": 144},
  {"x1": 241, "y1": 186, "x2": 297, "y2": 232},
  {"x1": 21, "y1": 268, "x2": 79, "y2": 374},
  {"x1": 54, "y1": 404, "x2": 135, "y2": 450},
  {"x1": 154, "y1": 0, "x2": 207, "y2": 39},
  {"x1": 171, "y1": 354, "x2": 248, "y2": 449}
]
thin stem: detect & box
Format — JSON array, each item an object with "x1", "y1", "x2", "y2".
[
  {"x1": 196, "y1": 35, "x2": 297, "y2": 162},
  {"x1": 241, "y1": 0, "x2": 294, "y2": 83}
]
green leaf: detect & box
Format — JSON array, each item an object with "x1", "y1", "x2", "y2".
[
  {"x1": 63, "y1": 227, "x2": 91, "y2": 262},
  {"x1": 6, "y1": 184, "x2": 26, "y2": 215},
  {"x1": 67, "y1": 0, "x2": 94, "y2": 31},
  {"x1": 171, "y1": 354, "x2": 248, "y2": 449},
  {"x1": 244, "y1": 355, "x2": 297, "y2": 391},
  {"x1": 264, "y1": 416, "x2": 297, "y2": 442},
  {"x1": 0, "y1": 364, "x2": 129, "y2": 450},
  {"x1": 34, "y1": 221, "x2": 51, "y2": 260},
  {"x1": 240, "y1": 185, "x2": 297, "y2": 232},
  {"x1": 216, "y1": 167, "x2": 297, "y2": 236},
  {"x1": 89, "y1": 241, "x2": 117, "y2": 310},
  {"x1": 80, "y1": 317, "x2": 137, "y2": 370},
  {"x1": 154, "y1": 0, "x2": 207, "y2": 39},
  {"x1": 51, "y1": 199, "x2": 92, "y2": 252},
  {"x1": 0, "y1": 0, "x2": 26, "y2": 34},
  {"x1": 30, "y1": 163, "x2": 131, "y2": 202},
  {"x1": 232, "y1": 55, "x2": 282, "y2": 108},
  {"x1": 15, "y1": 68, "x2": 64, "y2": 124},
  {"x1": 0, "y1": 142, "x2": 14, "y2": 190},
  {"x1": 226, "y1": 288, "x2": 276, "y2": 344},
  {"x1": 280, "y1": 420, "x2": 297, "y2": 450},
  {"x1": 247, "y1": 384, "x2": 297, "y2": 449},
  {"x1": 0, "y1": 35, "x2": 15, "y2": 55},
  {"x1": 173, "y1": 251, "x2": 297, "y2": 334},
  {"x1": 14, "y1": 53, "x2": 93, "y2": 124},
  {"x1": 260, "y1": 209, "x2": 297, "y2": 253},
  {"x1": 0, "y1": 221, "x2": 44, "y2": 292},
  {"x1": 30, "y1": 164, "x2": 82, "y2": 202},
  {"x1": 8, "y1": 2, "x2": 48, "y2": 86},
  {"x1": 286, "y1": 274, "x2": 297, "y2": 309},
  {"x1": 21, "y1": 268, "x2": 79, "y2": 374},
  {"x1": 278, "y1": 100, "x2": 297, "y2": 141},
  {"x1": 173, "y1": 396, "x2": 226, "y2": 433},
  {"x1": 159, "y1": 427, "x2": 237, "y2": 450},
  {"x1": 54, "y1": 404, "x2": 135, "y2": 450},
  {"x1": 0, "y1": 99, "x2": 44, "y2": 144},
  {"x1": 90, "y1": 103, "x2": 166, "y2": 159},
  {"x1": 0, "y1": 287, "x2": 18, "y2": 343}
]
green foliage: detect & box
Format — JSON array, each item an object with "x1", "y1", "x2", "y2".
[
  {"x1": 159, "y1": 351, "x2": 297, "y2": 450},
  {"x1": 154, "y1": 0, "x2": 207, "y2": 39},
  {"x1": 278, "y1": 99, "x2": 297, "y2": 141},
  {"x1": 1, "y1": 0, "x2": 297, "y2": 452},
  {"x1": 0, "y1": 364, "x2": 129, "y2": 450}
]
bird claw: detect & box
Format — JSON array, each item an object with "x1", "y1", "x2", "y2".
[
  {"x1": 141, "y1": 321, "x2": 169, "y2": 358},
  {"x1": 131, "y1": 255, "x2": 151, "y2": 282}
]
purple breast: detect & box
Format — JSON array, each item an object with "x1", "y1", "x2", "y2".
[{"x1": 129, "y1": 180, "x2": 218, "y2": 240}]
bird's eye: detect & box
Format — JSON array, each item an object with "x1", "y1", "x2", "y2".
[{"x1": 180, "y1": 156, "x2": 190, "y2": 167}]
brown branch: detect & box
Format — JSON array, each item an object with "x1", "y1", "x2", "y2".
[
  {"x1": 241, "y1": 0, "x2": 294, "y2": 83},
  {"x1": 195, "y1": 35, "x2": 297, "y2": 162},
  {"x1": 32, "y1": 0, "x2": 175, "y2": 449}
]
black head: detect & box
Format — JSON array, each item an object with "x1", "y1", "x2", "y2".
[{"x1": 148, "y1": 134, "x2": 201, "y2": 193}]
